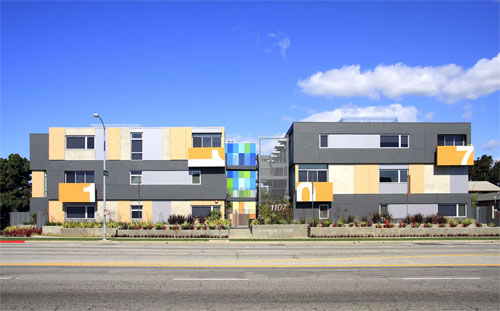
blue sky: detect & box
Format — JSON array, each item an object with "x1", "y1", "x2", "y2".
[{"x1": 1, "y1": 0, "x2": 499, "y2": 159}]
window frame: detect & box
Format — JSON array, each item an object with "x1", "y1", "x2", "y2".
[
  {"x1": 319, "y1": 204, "x2": 329, "y2": 219},
  {"x1": 379, "y1": 204, "x2": 388, "y2": 214},
  {"x1": 437, "y1": 135, "x2": 466, "y2": 146},
  {"x1": 437, "y1": 203, "x2": 467, "y2": 218},
  {"x1": 130, "y1": 171, "x2": 142, "y2": 185},
  {"x1": 192, "y1": 133, "x2": 222, "y2": 148},
  {"x1": 64, "y1": 171, "x2": 95, "y2": 183},
  {"x1": 130, "y1": 132, "x2": 143, "y2": 160},
  {"x1": 131, "y1": 205, "x2": 143, "y2": 221},
  {"x1": 190, "y1": 170, "x2": 201, "y2": 185},
  {"x1": 65, "y1": 136, "x2": 95, "y2": 150},
  {"x1": 319, "y1": 134, "x2": 329, "y2": 148},
  {"x1": 380, "y1": 134, "x2": 410, "y2": 149},
  {"x1": 379, "y1": 169, "x2": 409, "y2": 183},
  {"x1": 191, "y1": 205, "x2": 222, "y2": 218},
  {"x1": 66, "y1": 205, "x2": 95, "y2": 219},
  {"x1": 298, "y1": 169, "x2": 328, "y2": 182}
]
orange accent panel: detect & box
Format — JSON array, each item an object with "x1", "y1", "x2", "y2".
[
  {"x1": 187, "y1": 147, "x2": 225, "y2": 160},
  {"x1": 59, "y1": 183, "x2": 94, "y2": 202},
  {"x1": 296, "y1": 182, "x2": 333, "y2": 202},
  {"x1": 437, "y1": 146, "x2": 474, "y2": 166},
  {"x1": 31, "y1": 171, "x2": 45, "y2": 198}
]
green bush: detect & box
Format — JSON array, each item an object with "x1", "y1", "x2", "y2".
[
  {"x1": 254, "y1": 198, "x2": 293, "y2": 225},
  {"x1": 44, "y1": 222, "x2": 62, "y2": 226},
  {"x1": 488, "y1": 222, "x2": 496, "y2": 227},
  {"x1": 2, "y1": 225, "x2": 41, "y2": 237}
]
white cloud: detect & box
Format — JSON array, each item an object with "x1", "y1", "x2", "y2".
[
  {"x1": 298, "y1": 53, "x2": 500, "y2": 103},
  {"x1": 281, "y1": 116, "x2": 294, "y2": 123},
  {"x1": 269, "y1": 32, "x2": 290, "y2": 59},
  {"x1": 301, "y1": 104, "x2": 420, "y2": 122},
  {"x1": 462, "y1": 110, "x2": 472, "y2": 120},
  {"x1": 483, "y1": 139, "x2": 500, "y2": 150},
  {"x1": 424, "y1": 112, "x2": 435, "y2": 120}
]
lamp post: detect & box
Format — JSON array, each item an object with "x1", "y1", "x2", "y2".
[{"x1": 93, "y1": 113, "x2": 107, "y2": 241}]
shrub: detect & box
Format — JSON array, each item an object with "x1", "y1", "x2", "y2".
[
  {"x1": 380, "y1": 212, "x2": 393, "y2": 223},
  {"x1": 424, "y1": 222, "x2": 433, "y2": 228},
  {"x1": 488, "y1": 222, "x2": 496, "y2": 227},
  {"x1": 44, "y1": 222, "x2": 62, "y2": 226},
  {"x1": 208, "y1": 210, "x2": 221, "y2": 221},
  {"x1": 254, "y1": 198, "x2": 293, "y2": 225},
  {"x1": 475, "y1": 221, "x2": 482, "y2": 227},
  {"x1": 168, "y1": 214, "x2": 186, "y2": 225},
  {"x1": 361, "y1": 215, "x2": 369, "y2": 223},
  {"x1": 2, "y1": 226, "x2": 41, "y2": 237},
  {"x1": 346, "y1": 215, "x2": 356, "y2": 223},
  {"x1": 461, "y1": 218, "x2": 474, "y2": 227},
  {"x1": 348, "y1": 222, "x2": 355, "y2": 227},
  {"x1": 449, "y1": 220, "x2": 458, "y2": 227},
  {"x1": 337, "y1": 218, "x2": 345, "y2": 227},
  {"x1": 370, "y1": 212, "x2": 382, "y2": 224},
  {"x1": 410, "y1": 213, "x2": 424, "y2": 224},
  {"x1": 324, "y1": 219, "x2": 332, "y2": 226},
  {"x1": 360, "y1": 221, "x2": 367, "y2": 227}
]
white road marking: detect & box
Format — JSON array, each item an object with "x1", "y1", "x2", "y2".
[
  {"x1": 403, "y1": 277, "x2": 481, "y2": 280},
  {"x1": 173, "y1": 278, "x2": 249, "y2": 281},
  {"x1": 0, "y1": 277, "x2": 19, "y2": 280}
]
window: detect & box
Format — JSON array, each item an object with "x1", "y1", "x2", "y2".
[
  {"x1": 66, "y1": 205, "x2": 95, "y2": 219},
  {"x1": 319, "y1": 204, "x2": 329, "y2": 219},
  {"x1": 190, "y1": 170, "x2": 201, "y2": 184},
  {"x1": 438, "y1": 204, "x2": 467, "y2": 217},
  {"x1": 298, "y1": 169, "x2": 327, "y2": 182},
  {"x1": 438, "y1": 135, "x2": 466, "y2": 146},
  {"x1": 379, "y1": 169, "x2": 408, "y2": 183},
  {"x1": 380, "y1": 135, "x2": 409, "y2": 148},
  {"x1": 44, "y1": 172, "x2": 48, "y2": 197},
  {"x1": 319, "y1": 135, "x2": 328, "y2": 148},
  {"x1": 131, "y1": 205, "x2": 143, "y2": 220},
  {"x1": 131, "y1": 132, "x2": 143, "y2": 160},
  {"x1": 65, "y1": 171, "x2": 94, "y2": 183},
  {"x1": 192, "y1": 133, "x2": 222, "y2": 148},
  {"x1": 66, "y1": 136, "x2": 94, "y2": 149},
  {"x1": 130, "y1": 171, "x2": 142, "y2": 184},
  {"x1": 191, "y1": 205, "x2": 221, "y2": 218},
  {"x1": 380, "y1": 204, "x2": 388, "y2": 214}
]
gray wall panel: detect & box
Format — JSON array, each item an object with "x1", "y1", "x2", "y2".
[
  {"x1": 152, "y1": 201, "x2": 171, "y2": 222},
  {"x1": 30, "y1": 134, "x2": 49, "y2": 170},
  {"x1": 29, "y1": 198, "x2": 49, "y2": 213},
  {"x1": 450, "y1": 167, "x2": 468, "y2": 193},
  {"x1": 379, "y1": 183, "x2": 408, "y2": 194}
]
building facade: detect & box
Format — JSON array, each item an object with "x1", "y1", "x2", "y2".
[
  {"x1": 30, "y1": 127, "x2": 227, "y2": 223},
  {"x1": 287, "y1": 122, "x2": 474, "y2": 221}
]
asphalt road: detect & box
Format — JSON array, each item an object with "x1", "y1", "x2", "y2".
[{"x1": 1, "y1": 241, "x2": 499, "y2": 310}]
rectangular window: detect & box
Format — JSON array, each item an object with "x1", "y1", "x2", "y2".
[
  {"x1": 131, "y1": 132, "x2": 143, "y2": 160},
  {"x1": 191, "y1": 170, "x2": 201, "y2": 184},
  {"x1": 319, "y1": 204, "x2": 329, "y2": 219},
  {"x1": 130, "y1": 171, "x2": 142, "y2": 184},
  {"x1": 379, "y1": 169, "x2": 408, "y2": 183},
  {"x1": 66, "y1": 205, "x2": 95, "y2": 219},
  {"x1": 65, "y1": 171, "x2": 94, "y2": 183},
  {"x1": 437, "y1": 204, "x2": 467, "y2": 217},
  {"x1": 192, "y1": 134, "x2": 222, "y2": 148},
  {"x1": 191, "y1": 205, "x2": 221, "y2": 218},
  {"x1": 319, "y1": 135, "x2": 328, "y2": 148},
  {"x1": 380, "y1": 135, "x2": 409, "y2": 148},
  {"x1": 298, "y1": 169, "x2": 328, "y2": 182},
  {"x1": 131, "y1": 205, "x2": 143, "y2": 220},
  {"x1": 66, "y1": 136, "x2": 95, "y2": 149},
  {"x1": 380, "y1": 204, "x2": 388, "y2": 214},
  {"x1": 438, "y1": 135, "x2": 466, "y2": 146}
]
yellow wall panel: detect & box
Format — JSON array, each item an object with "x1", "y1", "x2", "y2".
[
  {"x1": 118, "y1": 201, "x2": 130, "y2": 223},
  {"x1": 31, "y1": 171, "x2": 45, "y2": 198},
  {"x1": 107, "y1": 127, "x2": 121, "y2": 160},
  {"x1": 162, "y1": 128, "x2": 170, "y2": 160},
  {"x1": 142, "y1": 201, "x2": 153, "y2": 222},
  {"x1": 409, "y1": 164, "x2": 424, "y2": 194},
  {"x1": 169, "y1": 127, "x2": 192, "y2": 160},
  {"x1": 329, "y1": 165, "x2": 354, "y2": 194},
  {"x1": 171, "y1": 201, "x2": 191, "y2": 216},
  {"x1": 120, "y1": 128, "x2": 131, "y2": 160},
  {"x1": 48, "y1": 201, "x2": 64, "y2": 223},
  {"x1": 49, "y1": 128, "x2": 65, "y2": 160},
  {"x1": 354, "y1": 165, "x2": 379, "y2": 194}
]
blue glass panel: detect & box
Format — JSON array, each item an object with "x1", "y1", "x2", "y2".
[
  {"x1": 250, "y1": 154, "x2": 256, "y2": 166},
  {"x1": 238, "y1": 154, "x2": 245, "y2": 166}
]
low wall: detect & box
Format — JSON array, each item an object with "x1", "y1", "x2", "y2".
[
  {"x1": 60, "y1": 228, "x2": 117, "y2": 237},
  {"x1": 117, "y1": 229, "x2": 228, "y2": 238},
  {"x1": 251, "y1": 225, "x2": 308, "y2": 239},
  {"x1": 310, "y1": 226, "x2": 500, "y2": 238},
  {"x1": 42, "y1": 226, "x2": 62, "y2": 236}
]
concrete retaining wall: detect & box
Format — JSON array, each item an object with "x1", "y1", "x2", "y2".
[
  {"x1": 117, "y1": 229, "x2": 228, "y2": 238},
  {"x1": 310, "y1": 226, "x2": 500, "y2": 238},
  {"x1": 42, "y1": 226, "x2": 62, "y2": 235},
  {"x1": 251, "y1": 225, "x2": 308, "y2": 239},
  {"x1": 60, "y1": 228, "x2": 118, "y2": 237}
]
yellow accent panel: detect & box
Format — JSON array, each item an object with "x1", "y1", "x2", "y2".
[
  {"x1": 409, "y1": 165, "x2": 424, "y2": 194},
  {"x1": 65, "y1": 150, "x2": 94, "y2": 160},
  {"x1": 437, "y1": 146, "x2": 474, "y2": 166},
  {"x1": 58, "y1": 183, "x2": 94, "y2": 202},
  {"x1": 107, "y1": 128, "x2": 121, "y2": 160},
  {"x1": 170, "y1": 128, "x2": 192, "y2": 160},
  {"x1": 118, "y1": 201, "x2": 130, "y2": 223},
  {"x1": 162, "y1": 128, "x2": 170, "y2": 160},
  {"x1": 142, "y1": 201, "x2": 153, "y2": 222},
  {"x1": 49, "y1": 128, "x2": 65, "y2": 160},
  {"x1": 423, "y1": 165, "x2": 450, "y2": 193},
  {"x1": 48, "y1": 201, "x2": 64, "y2": 223},
  {"x1": 120, "y1": 128, "x2": 131, "y2": 160},
  {"x1": 187, "y1": 147, "x2": 225, "y2": 160},
  {"x1": 171, "y1": 201, "x2": 191, "y2": 216},
  {"x1": 329, "y1": 165, "x2": 355, "y2": 194},
  {"x1": 296, "y1": 182, "x2": 333, "y2": 202},
  {"x1": 354, "y1": 165, "x2": 379, "y2": 194},
  {"x1": 31, "y1": 171, "x2": 45, "y2": 198}
]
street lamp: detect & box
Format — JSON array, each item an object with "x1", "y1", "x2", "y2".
[{"x1": 93, "y1": 113, "x2": 107, "y2": 241}]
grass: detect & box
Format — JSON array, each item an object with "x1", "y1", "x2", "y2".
[{"x1": 1, "y1": 236, "x2": 499, "y2": 242}]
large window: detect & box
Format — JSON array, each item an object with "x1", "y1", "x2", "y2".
[
  {"x1": 438, "y1": 135, "x2": 466, "y2": 146},
  {"x1": 131, "y1": 205, "x2": 143, "y2": 220},
  {"x1": 298, "y1": 169, "x2": 328, "y2": 182},
  {"x1": 65, "y1": 171, "x2": 94, "y2": 183},
  {"x1": 66, "y1": 136, "x2": 94, "y2": 149},
  {"x1": 191, "y1": 205, "x2": 221, "y2": 218},
  {"x1": 66, "y1": 205, "x2": 95, "y2": 219},
  {"x1": 379, "y1": 169, "x2": 408, "y2": 183},
  {"x1": 380, "y1": 135, "x2": 409, "y2": 148},
  {"x1": 192, "y1": 133, "x2": 222, "y2": 148},
  {"x1": 131, "y1": 132, "x2": 143, "y2": 160},
  {"x1": 319, "y1": 204, "x2": 329, "y2": 219},
  {"x1": 438, "y1": 204, "x2": 466, "y2": 217},
  {"x1": 130, "y1": 171, "x2": 142, "y2": 184}
]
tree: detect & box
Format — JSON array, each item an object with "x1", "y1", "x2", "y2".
[
  {"x1": 0, "y1": 154, "x2": 31, "y2": 228},
  {"x1": 469, "y1": 155, "x2": 493, "y2": 182},
  {"x1": 488, "y1": 160, "x2": 499, "y2": 186}
]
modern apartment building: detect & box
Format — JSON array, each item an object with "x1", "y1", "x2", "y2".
[
  {"x1": 30, "y1": 127, "x2": 227, "y2": 223},
  {"x1": 287, "y1": 121, "x2": 474, "y2": 220}
]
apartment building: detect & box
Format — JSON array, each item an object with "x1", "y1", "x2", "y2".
[
  {"x1": 287, "y1": 121, "x2": 474, "y2": 220},
  {"x1": 30, "y1": 127, "x2": 227, "y2": 223}
]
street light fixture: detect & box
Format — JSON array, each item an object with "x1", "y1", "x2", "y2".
[{"x1": 93, "y1": 113, "x2": 107, "y2": 241}]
